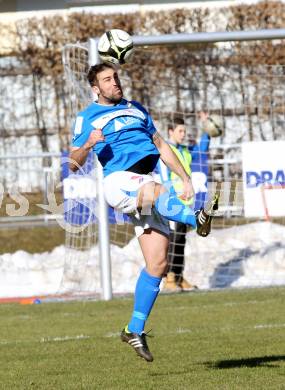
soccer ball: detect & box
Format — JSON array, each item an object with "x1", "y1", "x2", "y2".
[
  {"x1": 98, "y1": 29, "x2": 134, "y2": 65},
  {"x1": 202, "y1": 114, "x2": 223, "y2": 137}
]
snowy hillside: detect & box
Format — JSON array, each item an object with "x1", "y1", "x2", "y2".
[{"x1": 0, "y1": 221, "x2": 284, "y2": 299}]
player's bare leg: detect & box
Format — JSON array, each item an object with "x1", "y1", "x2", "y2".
[
  {"x1": 138, "y1": 228, "x2": 168, "y2": 277},
  {"x1": 121, "y1": 228, "x2": 168, "y2": 362},
  {"x1": 137, "y1": 182, "x2": 164, "y2": 212}
]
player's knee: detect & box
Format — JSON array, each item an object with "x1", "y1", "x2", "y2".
[
  {"x1": 154, "y1": 183, "x2": 167, "y2": 199},
  {"x1": 148, "y1": 256, "x2": 168, "y2": 277},
  {"x1": 138, "y1": 182, "x2": 167, "y2": 208},
  {"x1": 138, "y1": 182, "x2": 155, "y2": 208}
]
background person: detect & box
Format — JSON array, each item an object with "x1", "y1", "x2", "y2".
[{"x1": 156, "y1": 115, "x2": 215, "y2": 292}]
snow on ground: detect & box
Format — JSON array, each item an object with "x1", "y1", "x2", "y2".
[
  {"x1": 0, "y1": 222, "x2": 284, "y2": 299},
  {"x1": 184, "y1": 221, "x2": 285, "y2": 289}
]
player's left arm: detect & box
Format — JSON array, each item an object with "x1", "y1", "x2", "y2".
[{"x1": 153, "y1": 131, "x2": 195, "y2": 201}]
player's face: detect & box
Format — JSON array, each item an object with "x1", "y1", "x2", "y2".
[
  {"x1": 93, "y1": 68, "x2": 123, "y2": 105},
  {"x1": 169, "y1": 125, "x2": 186, "y2": 145}
]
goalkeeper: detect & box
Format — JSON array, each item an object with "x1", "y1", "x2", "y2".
[{"x1": 69, "y1": 63, "x2": 212, "y2": 363}]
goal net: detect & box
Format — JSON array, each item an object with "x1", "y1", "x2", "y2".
[
  {"x1": 61, "y1": 35, "x2": 285, "y2": 297},
  {"x1": 60, "y1": 44, "x2": 99, "y2": 295}
]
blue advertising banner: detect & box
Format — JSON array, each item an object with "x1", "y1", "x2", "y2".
[{"x1": 62, "y1": 151, "x2": 128, "y2": 225}]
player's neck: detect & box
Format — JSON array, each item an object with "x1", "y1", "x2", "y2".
[
  {"x1": 97, "y1": 98, "x2": 115, "y2": 106},
  {"x1": 97, "y1": 96, "x2": 123, "y2": 106}
]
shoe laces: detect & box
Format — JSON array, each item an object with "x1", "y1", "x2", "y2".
[
  {"x1": 141, "y1": 329, "x2": 153, "y2": 346},
  {"x1": 142, "y1": 329, "x2": 153, "y2": 338}
]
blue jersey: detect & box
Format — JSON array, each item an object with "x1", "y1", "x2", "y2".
[{"x1": 71, "y1": 99, "x2": 159, "y2": 177}]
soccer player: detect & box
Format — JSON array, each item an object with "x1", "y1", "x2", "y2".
[{"x1": 69, "y1": 63, "x2": 206, "y2": 362}]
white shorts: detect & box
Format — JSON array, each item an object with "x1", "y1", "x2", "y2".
[{"x1": 103, "y1": 171, "x2": 169, "y2": 237}]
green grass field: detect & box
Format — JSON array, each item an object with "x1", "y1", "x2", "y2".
[{"x1": 0, "y1": 287, "x2": 284, "y2": 389}]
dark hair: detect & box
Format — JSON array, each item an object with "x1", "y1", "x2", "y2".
[
  {"x1": 87, "y1": 63, "x2": 115, "y2": 87},
  {"x1": 167, "y1": 116, "x2": 185, "y2": 131}
]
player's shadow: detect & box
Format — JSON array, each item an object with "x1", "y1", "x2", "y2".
[
  {"x1": 209, "y1": 241, "x2": 285, "y2": 288},
  {"x1": 209, "y1": 246, "x2": 259, "y2": 288},
  {"x1": 204, "y1": 354, "x2": 285, "y2": 369}
]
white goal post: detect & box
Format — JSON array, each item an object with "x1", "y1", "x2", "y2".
[{"x1": 63, "y1": 28, "x2": 285, "y2": 301}]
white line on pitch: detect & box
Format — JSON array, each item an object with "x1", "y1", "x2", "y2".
[
  {"x1": 254, "y1": 324, "x2": 285, "y2": 329},
  {"x1": 2, "y1": 324, "x2": 285, "y2": 346},
  {"x1": 104, "y1": 323, "x2": 285, "y2": 338},
  {"x1": 105, "y1": 332, "x2": 121, "y2": 338},
  {"x1": 168, "y1": 299, "x2": 277, "y2": 311},
  {"x1": 41, "y1": 334, "x2": 90, "y2": 342},
  {"x1": 0, "y1": 334, "x2": 91, "y2": 346}
]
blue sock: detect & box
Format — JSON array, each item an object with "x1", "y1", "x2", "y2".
[
  {"x1": 128, "y1": 268, "x2": 161, "y2": 335},
  {"x1": 154, "y1": 191, "x2": 197, "y2": 227}
]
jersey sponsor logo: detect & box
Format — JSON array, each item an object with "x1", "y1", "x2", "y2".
[
  {"x1": 114, "y1": 119, "x2": 125, "y2": 131},
  {"x1": 114, "y1": 117, "x2": 138, "y2": 131},
  {"x1": 91, "y1": 108, "x2": 146, "y2": 129}
]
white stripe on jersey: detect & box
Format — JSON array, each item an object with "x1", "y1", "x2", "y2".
[
  {"x1": 74, "y1": 116, "x2": 83, "y2": 135},
  {"x1": 91, "y1": 108, "x2": 146, "y2": 130}
]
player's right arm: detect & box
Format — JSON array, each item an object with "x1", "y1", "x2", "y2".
[
  {"x1": 69, "y1": 129, "x2": 105, "y2": 172},
  {"x1": 153, "y1": 131, "x2": 195, "y2": 201}
]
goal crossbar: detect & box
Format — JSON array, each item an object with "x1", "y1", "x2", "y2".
[
  {"x1": 131, "y1": 28, "x2": 285, "y2": 46},
  {"x1": 89, "y1": 28, "x2": 285, "y2": 65}
]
